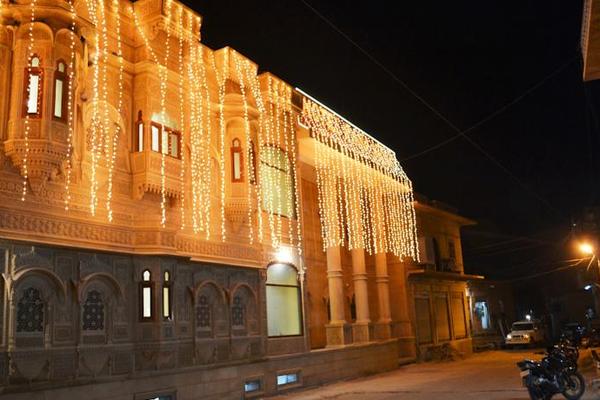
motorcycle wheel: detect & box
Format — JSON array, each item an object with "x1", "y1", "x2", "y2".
[
  {"x1": 526, "y1": 386, "x2": 551, "y2": 400},
  {"x1": 562, "y1": 372, "x2": 585, "y2": 400},
  {"x1": 525, "y1": 376, "x2": 551, "y2": 400}
]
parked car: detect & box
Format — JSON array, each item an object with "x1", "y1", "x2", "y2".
[{"x1": 506, "y1": 320, "x2": 545, "y2": 347}]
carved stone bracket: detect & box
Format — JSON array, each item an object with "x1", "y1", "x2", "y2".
[{"x1": 4, "y1": 139, "x2": 68, "y2": 194}]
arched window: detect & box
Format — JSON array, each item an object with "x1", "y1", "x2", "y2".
[
  {"x1": 231, "y1": 138, "x2": 243, "y2": 182},
  {"x1": 162, "y1": 270, "x2": 172, "y2": 320},
  {"x1": 260, "y1": 146, "x2": 295, "y2": 217},
  {"x1": 197, "y1": 294, "x2": 211, "y2": 329},
  {"x1": 231, "y1": 295, "x2": 245, "y2": 328},
  {"x1": 140, "y1": 269, "x2": 153, "y2": 320},
  {"x1": 17, "y1": 287, "x2": 44, "y2": 333},
  {"x1": 82, "y1": 290, "x2": 104, "y2": 331},
  {"x1": 266, "y1": 263, "x2": 302, "y2": 337},
  {"x1": 53, "y1": 60, "x2": 67, "y2": 120},
  {"x1": 23, "y1": 55, "x2": 43, "y2": 118}
]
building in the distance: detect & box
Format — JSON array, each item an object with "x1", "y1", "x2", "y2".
[
  {"x1": 409, "y1": 195, "x2": 481, "y2": 359},
  {"x1": 582, "y1": 0, "x2": 600, "y2": 81},
  {"x1": 0, "y1": 0, "x2": 476, "y2": 398}
]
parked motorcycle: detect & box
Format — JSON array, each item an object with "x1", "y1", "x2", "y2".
[
  {"x1": 553, "y1": 338, "x2": 580, "y2": 368},
  {"x1": 516, "y1": 346, "x2": 585, "y2": 400}
]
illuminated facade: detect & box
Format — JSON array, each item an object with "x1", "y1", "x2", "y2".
[
  {"x1": 582, "y1": 0, "x2": 600, "y2": 81},
  {"x1": 0, "y1": 0, "x2": 471, "y2": 398}
]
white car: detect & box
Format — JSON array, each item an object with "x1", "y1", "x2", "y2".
[{"x1": 506, "y1": 321, "x2": 545, "y2": 346}]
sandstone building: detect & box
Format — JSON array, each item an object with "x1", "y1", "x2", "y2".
[{"x1": 0, "y1": 0, "x2": 476, "y2": 398}]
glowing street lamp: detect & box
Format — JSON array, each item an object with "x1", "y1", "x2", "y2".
[{"x1": 580, "y1": 242, "x2": 595, "y2": 256}]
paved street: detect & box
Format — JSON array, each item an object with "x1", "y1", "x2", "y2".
[{"x1": 270, "y1": 350, "x2": 600, "y2": 400}]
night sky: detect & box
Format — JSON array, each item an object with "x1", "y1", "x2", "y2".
[{"x1": 183, "y1": 0, "x2": 600, "y2": 280}]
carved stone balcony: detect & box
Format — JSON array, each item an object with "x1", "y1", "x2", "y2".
[
  {"x1": 4, "y1": 138, "x2": 67, "y2": 193},
  {"x1": 130, "y1": 150, "x2": 182, "y2": 200}
]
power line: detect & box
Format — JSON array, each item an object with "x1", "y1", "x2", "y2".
[
  {"x1": 509, "y1": 258, "x2": 586, "y2": 282},
  {"x1": 299, "y1": 0, "x2": 570, "y2": 220},
  {"x1": 401, "y1": 57, "x2": 576, "y2": 162}
]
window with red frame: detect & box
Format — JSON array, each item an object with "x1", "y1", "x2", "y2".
[
  {"x1": 23, "y1": 55, "x2": 43, "y2": 118},
  {"x1": 231, "y1": 138, "x2": 243, "y2": 182},
  {"x1": 53, "y1": 60, "x2": 68, "y2": 120}
]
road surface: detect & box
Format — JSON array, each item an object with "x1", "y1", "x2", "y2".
[{"x1": 270, "y1": 349, "x2": 600, "y2": 400}]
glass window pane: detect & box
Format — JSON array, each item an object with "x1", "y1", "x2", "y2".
[
  {"x1": 266, "y1": 263, "x2": 297, "y2": 285},
  {"x1": 244, "y1": 380, "x2": 261, "y2": 392},
  {"x1": 162, "y1": 286, "x2": 170, "y2": 318},
  {"x1": 143, "y1": 270, "x2": 151, "y2": 281},
  {"x1": 162, "y1": 131, "x2": 168, "y2": 154},
  {"x1": 277, "y1": 373, "x2": 298, "y2": 386},
  {"x1": 151, "y1": 126, "x2": 160, "y2": 152},
  {"x1": 233, "y1": 151, "x2": 241, "y2": 180},
  {"x1": 266, "y1": 286, "x2": 301, "y2": 336},
  {"x1": 143, "y1": 287, "x2": 152, "y2": 318},
  {"x1": 169, "y1": 133, "x2": 178, "y2": 157},
  {"x1": 31, "y1": 57, "x2": 39, "y2": 67},
  {"x1": 54, "y1": 79, "x2": 63, "y2": 118},
  {"x1": 58, "y1": 62, "x2": 65, "y2": 72},
  {"x1": 27, "y1": 74, "x2": 39, "y2": 114},
  {"x1": 138, "y1": 124, "x2": 144, "y2": 152}
]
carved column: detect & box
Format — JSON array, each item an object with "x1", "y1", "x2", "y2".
[
  {"x1": 351, "y1": 248, "x2": 370, "y2": 343},
  {"x1": 374, "y1": 252, "x2": 392, "y2": 340},
  {"x1": 325, "y1": 246, "x2": 346, "y2": 347},
  {"x1": 6, "y1": 295, "x2": 15, "y2": 351}
]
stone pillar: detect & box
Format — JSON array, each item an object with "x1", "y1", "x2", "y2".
[
  {"x1": 325, "y1": 246, "x2": 346, "y2": 347},
  {"x1": 7, "y1": 295, "x2": 15, "y2": 351},
  {"x1": 351, "y1": 248, "x2": 370, "y2": 343},
  {"x1": 395, "y1": 260, "x2": 416, "y2": 358},
  {"x1": 374, "y1": 252, "x2": 392, "y2": 340}
]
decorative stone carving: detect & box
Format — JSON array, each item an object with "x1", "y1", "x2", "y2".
[
  {"x1": 16, "y1": 287, "x2": 44, "y2": 333},
  {"x1": 130, "y1": 150, "x2": 182, "y2": 200},
  {"x1": 82, "y1": 290, "x2": 104, "y2": 331},
  {"x1": 10, "y1": 351, "x2": 49, "y2": 382},
  {"x1": 4, "y1": 137, "x2": 69, "y2": 194},
  {"x1": 79, "y1": 349, "x2": 109, "y2": 377}
]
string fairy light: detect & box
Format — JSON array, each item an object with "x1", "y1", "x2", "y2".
[
  {"x1": 64, "y1": 0, "x2": 77, "y2": 211},
  {"x1": 96, "y1": 0, "x2": 110, "y2": 217},
  {"x1": 240, "y1": 59, "x2": 265, "y2": 242},
  {"x1": 131, "y1": 0, "x2": 172, "y2": 227},
  {"x1": 20, "y1": 0, "x2": 37, "y2": 201},
  {"x1": 105, "y1": 0, "x2": 124, "y2": 222},
  {"x1": 82, "y1": 0, "x2": 101, "y2": 216},
  {"x1": 177, "y1": 5, "x2": 186, "y2": 229},
  {"x1": 210, "y1": 49, "x2": 228, "y2": 242},
  {"x1": 183, "y1": 12, "x2": 199, "y2": 233},
  {"x1": 286, "y1": 98, "x2": 304, "y2": 257},
  {"x1": 232, "y1": 51, "x2": 254, "y2": 244},
  {"x1": 301, "y1": 95, "x2": 419, "y2": 260},
  {"x1": 261, "y1": 76, "x2": 278, "y2": 247},
  {"x1": 159, "y1": 0, "x2": 173, "y2": 227}
]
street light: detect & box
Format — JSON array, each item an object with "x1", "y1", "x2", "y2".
[{"x1": 580, "y1": 242, "x2": 595, "y2": 256}]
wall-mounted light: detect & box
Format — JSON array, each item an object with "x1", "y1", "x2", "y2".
[{"x1": 275, "y1": 246, "x2": 294, "y2": 264}]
